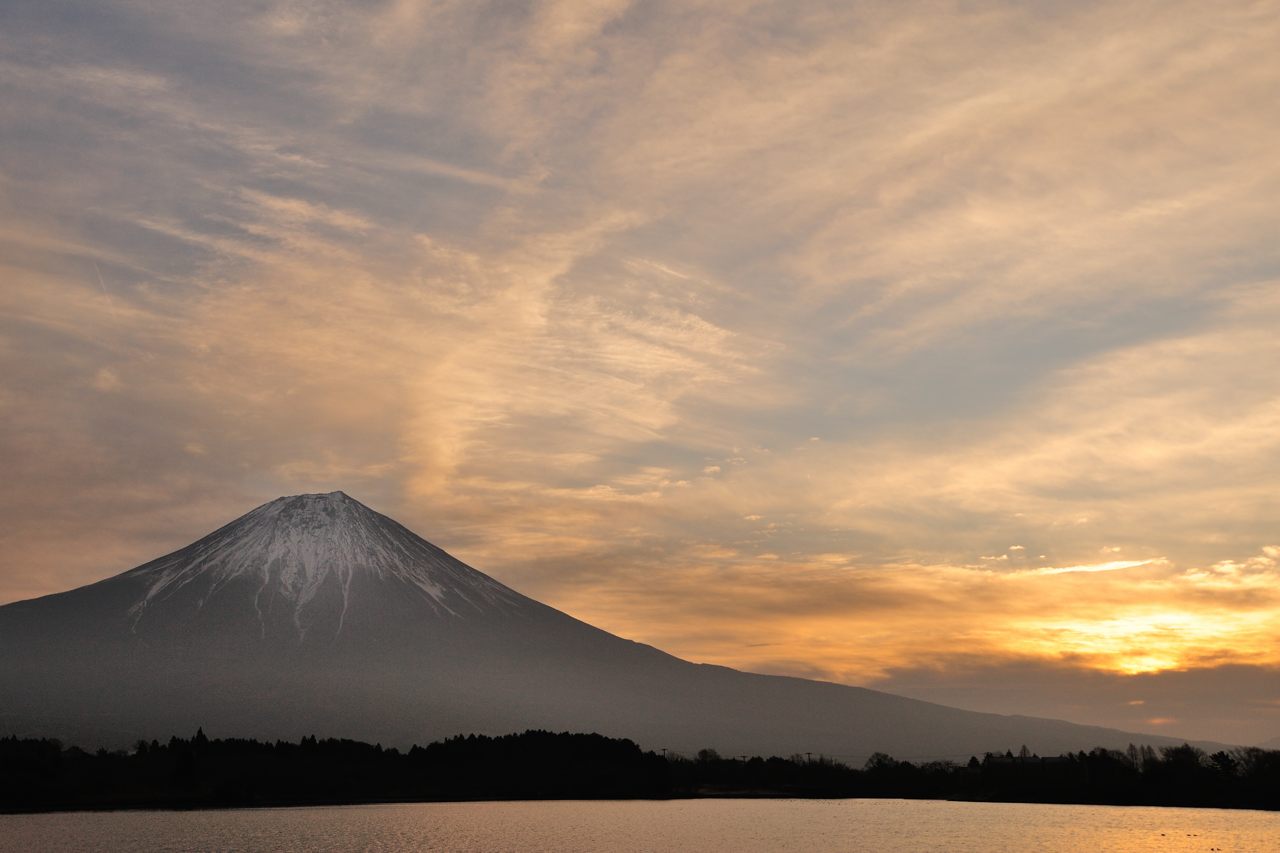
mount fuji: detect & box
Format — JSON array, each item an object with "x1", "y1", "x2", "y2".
[{"x1": 0, "y1": 492, "x2": 1208, "y2": 760}]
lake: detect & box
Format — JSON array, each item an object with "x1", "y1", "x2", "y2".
[{"x1": 2, "y1": 799, "x2": 1277, "y2": 852}]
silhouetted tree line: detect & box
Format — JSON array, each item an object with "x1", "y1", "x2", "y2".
[
  {"x1": 672, "y1": 744, "x2": 1279, "y2": 810},
  {"x1": 2, "y1": 731, "x2": 1277, "y2": 813},
  {"x1": 0, "y1": 729, "x2": 667, "y2": 811}
]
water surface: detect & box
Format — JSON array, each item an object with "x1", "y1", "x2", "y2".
[{"x1": 2, "y1": 798, "x2": 1276, "y2": 852}]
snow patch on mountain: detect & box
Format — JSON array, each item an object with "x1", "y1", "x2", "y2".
[{"x1": 124, "y1": 491, "x2": 526, "y2": 635}]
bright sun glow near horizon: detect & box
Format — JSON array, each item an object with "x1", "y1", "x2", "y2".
[{"x1": 2, "y1": 0, "x2": 1279, "y2": 745}]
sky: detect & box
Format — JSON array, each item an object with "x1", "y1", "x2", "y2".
[{"x1": 2, "y1": 0, "x2": 1278, "y2": 746}]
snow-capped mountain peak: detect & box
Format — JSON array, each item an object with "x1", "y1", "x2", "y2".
[{"x1": 122, "y1": 491, "x2": 527, "y2": 638}]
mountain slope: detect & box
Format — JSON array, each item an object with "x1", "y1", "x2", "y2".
[{"x1": 0, "y1": 492, "x2": 1219, "y2": 760}]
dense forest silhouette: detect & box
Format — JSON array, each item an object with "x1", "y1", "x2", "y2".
[{"x1": 2, "y1": 730, "x2": 1276, "y2": 813}]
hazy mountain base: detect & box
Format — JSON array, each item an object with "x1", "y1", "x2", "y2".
[
  {"x1": 1, "y1": 730, "x2": 1276, "y2": 814},
  {"x1": 0, "y1": 616, "x2": 1229, "y2": 764}
]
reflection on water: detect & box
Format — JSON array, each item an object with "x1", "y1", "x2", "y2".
[{"x1": 2, "y1": 798, "x2": 1277, "y2": 852}]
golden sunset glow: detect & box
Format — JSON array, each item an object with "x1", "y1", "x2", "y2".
[
  {"x1": 547, "y1": 553, "x2": 1280, "y2": 690},
  {"x1": 2, "y1": 0, "x2": 1279, "y2": 745},
  {"x1": 1008, "y1": 611, "x2": 1280, "y2": 676}
]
